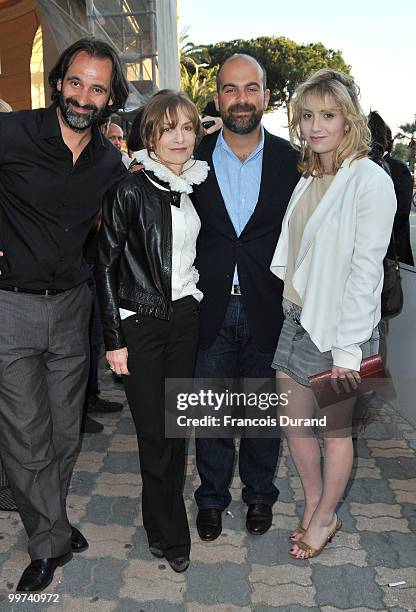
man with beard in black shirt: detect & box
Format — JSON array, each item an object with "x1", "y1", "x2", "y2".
[{"x1": 0, "y1": 38, "x2": 128, "y2": 592}]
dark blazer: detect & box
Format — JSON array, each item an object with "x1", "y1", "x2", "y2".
[
  {"x1": 193, "y1": 129, "x2": 300, "y2": 352},
  {"x1": 385, "y1": 153, "x2": 414, "y2": 266}
]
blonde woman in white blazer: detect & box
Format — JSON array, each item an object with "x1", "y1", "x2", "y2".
[{"x1": 270, "y1": 69, "x2": 396, "y2": 560}]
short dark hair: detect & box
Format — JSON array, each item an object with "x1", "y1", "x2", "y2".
[
  {"x1": 385, "y1": 126, "x2": 393, "y2": 154},
  {"x1": 140, "y1": 89, "x2": 202, "y2": 154},
  {"x1": 368, "y1": 110, "x2": 388, "y2": 162},
  {"x1": 127, "y1": 108, "x2": 145, "y2": 152},
  {"x1": 216, "y1": 54, "x2": 267, "y2": 92},
  {"x1": 48, "y1": 38, "x2": 129, "y2": 117}
]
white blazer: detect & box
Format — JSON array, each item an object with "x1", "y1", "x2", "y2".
[{"x1": 270, "y1": 156, "x2": 396, "y2": 370}]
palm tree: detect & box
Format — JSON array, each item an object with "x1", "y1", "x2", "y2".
[
  {"x1": 179, "y1": 28, "x2": 218, "y2": 112},
  {"x1": 179, "y1": 28, "x2": 207, "y2": 73},
  {"x1": 395, "y1": 117, "x2": 416, "y2": 174},
  {"x1": 180, "y1": 63, "x2": 218, "y2": 113}
]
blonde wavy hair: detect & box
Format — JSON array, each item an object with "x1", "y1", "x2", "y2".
[{"x1": 289, "y1": 69, "x2": 370, "y2": 177}]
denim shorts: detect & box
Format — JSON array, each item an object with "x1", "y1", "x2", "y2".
[{"x1": 271, "y1": 299, "x2": 380, "y2": 386}]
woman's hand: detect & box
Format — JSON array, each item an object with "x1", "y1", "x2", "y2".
[
  {"x1": 331, "y1": 365, "x2": 361, "y2": 393},
  {"x1": 107, "y1": 348, "x2": 129, "y2": 376}
]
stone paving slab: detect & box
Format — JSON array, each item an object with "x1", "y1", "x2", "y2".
[
  {"x1": 251, "y1": 582, "x2": 316, "y2": 608},
  {"x1": 312, "y1": 565, "x2": 386, "y2": 609},
  {"x1": 375, "y1": 565, "x2": 416, "y2": 611},
  {"x1": 0, "y1": 382, "x2": 414, "y2": 610}
]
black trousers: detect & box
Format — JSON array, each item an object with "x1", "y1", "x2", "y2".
[{"x1": 121, "y1": 296, "x2": 199, "y2": 560}]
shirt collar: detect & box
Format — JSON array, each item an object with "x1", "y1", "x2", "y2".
[
  {"x1": 216, "y1": 125, "x2": 265, "y2": 162},
  {"x1": 39, "y1": 103, "x2": 106, "y2": 151},
  {"x1": 91, "y1": 123, "x2": 106, "y2": 150},
  {"x1": 134, "y1": 149, "x2": 209, "y2": 194},
  {"x1": 39, "y1": 104, "x2": 62, "y2": 140}
]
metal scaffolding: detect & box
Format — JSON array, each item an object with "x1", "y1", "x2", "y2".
[
  {"x1": 85, "y1": 0, "x2": 157, "y2": 93},
  {"x1": 35, "y1": 0, "x2": 179, "y2": 112}
]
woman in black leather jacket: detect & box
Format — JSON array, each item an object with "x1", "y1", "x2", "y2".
[{"x1": 95, "y1": 90, "x2": 209, "y2": 572}]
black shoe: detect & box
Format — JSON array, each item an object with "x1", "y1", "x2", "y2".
[
  {"x1": 246, "y1": 503, "x2": 273, "y2": 535},
  {"x1": 167, "y1": 557, "x2": 190, "y2": 573},
  {"x1": 16, "y1": 552, "x2": 72, "y2": 592},
  {"x1": 71, "y1": 526, "x2": 89, "y2": 553},
  {"x1": 149, "y1": 542, "x2": 164, "y2": 558},
  {"x1": 87, "y1": 394, "x2": 123, "y2": 414},
  {"x1": 112, "y1": 372, "x2": 124, "y2": 385},
  {"x1": 80, "y1": 415, "x2": 104, "y2": 434},
  {"x1": 196, "y1": 508, "x2": 222, "y2": 541}
]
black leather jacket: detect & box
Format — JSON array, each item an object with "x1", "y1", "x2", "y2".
[{"x1": 95, "y1": 169, "x2": 182, "y2": 351}]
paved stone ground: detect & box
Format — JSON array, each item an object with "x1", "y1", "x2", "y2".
[{"x1": 1, "y1": 369, "x2": 415, "y2": 611}]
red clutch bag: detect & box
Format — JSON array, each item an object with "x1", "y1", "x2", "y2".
[{"x1": 308, "y1": 354, "x2": 387, "y2": 409}]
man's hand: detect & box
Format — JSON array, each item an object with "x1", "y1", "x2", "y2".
[
  {"x1": 202, "y1": 116, "x2": 223, "y2": 135},
  {"x1": 129, "y1": 162, "x2": 143, "y2": 173},
  {"x1": 0, "y1": 250, "x2": 10, "y2": 275},
  {"x1": 107, "y1": 347, "x2": 129, "y2": 376}
]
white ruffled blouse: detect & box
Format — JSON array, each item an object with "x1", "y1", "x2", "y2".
[{"x1": 119, "y1": 150, "x2": 209, "y2": 320}]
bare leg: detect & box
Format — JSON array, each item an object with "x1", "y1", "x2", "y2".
[
  {"x1": 291, "y1": 398, "x2": 355, "y2": 559},
  {"x1": 276, "y1": 372, "x2": 322, "y2": 539}
]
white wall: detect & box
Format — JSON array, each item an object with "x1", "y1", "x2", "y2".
[{"x1": 156, "y1": 0, "x2": 180, "y2": 90}]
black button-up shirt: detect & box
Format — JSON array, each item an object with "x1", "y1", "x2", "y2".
[{"x1": 0, "y1": 104, "x2": 126, "y2": 290}]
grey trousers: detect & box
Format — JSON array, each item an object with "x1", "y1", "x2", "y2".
[{"x1": 0, "y1": 284, "x2": 91, "y2": 559}]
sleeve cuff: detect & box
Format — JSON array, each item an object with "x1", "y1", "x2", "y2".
[
  {"x1": 103, "y1": 327, "x2": 126, "y2": 352},
  {"x1": 331, "y1": 345, "x2": 362, "y2": 371}
]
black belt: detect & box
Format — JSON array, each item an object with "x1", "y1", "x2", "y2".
[{"x1": 0, "y1": 285, "x2": 67, "y2": 296}]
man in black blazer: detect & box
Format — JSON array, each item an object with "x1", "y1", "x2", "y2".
[
  {"x1": 385, "y1": 128, "x2": 414, "y2": 266},
  {"x1": 192, "y1": 54, "x2": 299, "y2": 540}
]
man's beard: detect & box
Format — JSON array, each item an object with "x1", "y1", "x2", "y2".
[
  {"x1": 222, "y1": 103, "x2": 263, "y2": 135},
  {"x1": 58, "y1": 93, "x2": 107, "y2": 131}
]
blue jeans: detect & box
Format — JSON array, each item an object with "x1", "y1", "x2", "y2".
[{"x1": 195, "y1": 296, "x2": 280, "y2": 510}]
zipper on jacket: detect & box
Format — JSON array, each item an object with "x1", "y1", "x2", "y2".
[{"x1": 160, "y1": 192, "x2": 173, "y2": 319}]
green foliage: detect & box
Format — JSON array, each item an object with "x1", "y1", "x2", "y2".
[
  {"x1": 398, "y1": 120, "x2": 416, "y2": 138},
  {"x1": 179, "y1": 28, "x2": 219, "y2": 112},
  {"x1": 203, "y1": 36, "x2": 350, "y2": 110},
  {"x1": 393, "y1": 142, "x2": 410, "y2": 162},
  {"x1": 180, "y1": 64, "x2": 218, "y2": 113},
  {"x1": 395, "y1": 119, "x2": 416, "y2": 174},
  {"x1": 179, "y1": 28, "x2": 210, "y2": 72}
]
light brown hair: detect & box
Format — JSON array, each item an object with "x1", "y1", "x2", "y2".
[
  {"x1": 289, "y1": 69, "x2": 370, "y2": 177},
  {"x1": 140, "y1": 89, "x2": 202, "y2": 153}
]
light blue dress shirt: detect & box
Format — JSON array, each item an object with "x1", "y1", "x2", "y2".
[{"x1": 212, "y1": 127, "x2": 264, "y2": 285}]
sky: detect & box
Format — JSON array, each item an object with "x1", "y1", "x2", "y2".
[{"x1": 178, "y1": 0, "x2": 415, "y2": 138}]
